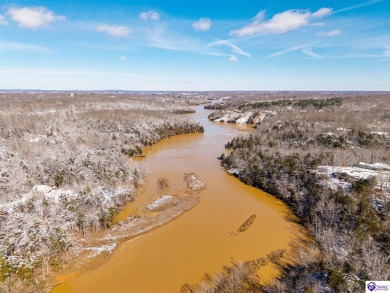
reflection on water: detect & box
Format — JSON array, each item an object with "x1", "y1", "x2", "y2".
[{"x1": 53, "y1": 106, "x2": 306, "y2": 293}]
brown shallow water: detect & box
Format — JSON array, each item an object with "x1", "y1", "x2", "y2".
[{"x1": 52, "y1": 106, "x2": 307, "y2": 293}]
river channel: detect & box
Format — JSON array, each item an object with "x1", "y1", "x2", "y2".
[{"x1": 53, "y1": 105, "x2": 306, "y2": 292}]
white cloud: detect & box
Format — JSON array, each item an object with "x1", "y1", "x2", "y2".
[
  {"x1": 229, "y1": 56, "x2": 238, "y2": 62},
  {"x1": 96, "y1": 25, "x2": 131, "y2": 37},
  {"x1": 118, "y1": 56, "x2": 126, "y2": 61},
  {"x1": 8, "y1": 6, "x2": 64, "y2": 29},
  {"x1": 311, "y1": 8, "x2": 332, "y2": 18},
  {"x1": 192, "y1": 18, "x2": 212, "y2": 31},
  {"x1": 319, "y1": 29, "x2": 342, "y2": 36},
  {"x1": 230, "y1": 8, "x2": 332, "y2": 37},
  {"x1": 139, "y1": 10, "x2": 160, "y2": 21},
  {"x1": 0, "y1": 15, "x2": 8, "y2": 26},
  {"x1": 207, "y1": 40, "x2": 251, "y2": 58}
]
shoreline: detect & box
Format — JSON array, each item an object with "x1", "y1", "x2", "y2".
[{"x1": 49, "y1": 194, "x2": 200, "y2": 292}]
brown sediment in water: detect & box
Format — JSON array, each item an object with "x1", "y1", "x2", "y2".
[{"x1": 52, "y1": 106, "x2": 309, "y2": 293}]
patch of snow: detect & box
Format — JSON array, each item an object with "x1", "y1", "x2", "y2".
[
  {"x1": 228, "y1": 169, "x2": 241, "y2": 176},
  {"x1": 46, "y1": 188, "x2": 75, "y2": 204},
  {"x1": 186, "y1": 174, "x2": 206, "y2": 190},
  {"x1": 215, "y1": 111, "x2": 241, "y2": 123},
  {"x1": 146, "y1": 195, "x2": 175, "y2": 211},
  {"x1": 114, "y1": 186, "x2": 133, "y2": 197},
  {"x1": 318, "y1": 165, "x2": 390, "y2": 191},
  {"x1": 253, "y1": 112, "x2": 267, "y2": 124},
  {"x1": 236, "y1": 111, "x2": 253, "y2": 124},
  {"x1": 0, "y1": 146, "x2": 11, "y2": 160},
  {"x1": 371, "y1": 131, "x2": 388, "y2": 136},
  {"x1": 33, "y1": 185, "x2": 53, "y2": 194},
  {"x1": 28, "y1": 135, "x2": 46, "y2": 142},
  {"x1": 358, "y1": 162, "x2": 390, "y2": 171},
  {"x1": 0, "y1": 185, "x2": 76, "y2": 211},
  {"x1": 85, "y1": 243, "x2": 117, "y2": 257}
]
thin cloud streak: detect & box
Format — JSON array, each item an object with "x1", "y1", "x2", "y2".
[
  {"x1": 322, "y1": 53, "x2": 385, "y2": 59},
  {"x1": 265, "y1": 45, "x2": 307, "y2": 59},
  {"x1": 146, "y1": 36, "x2": 232, "y2": 58},
  {"x1": 302, "y1": 48, "x2": 323, "y2": 58},
  {"x1": 0, "y1": 40, "x2": 55, "y2": 53},
  {"x1": 145, "y1": 26, "x2": 234, "y2": 58},
  {"x1": 318, "y1": 29, "x2": 343, "y2": 37},
  {"x1": 333, "y1": 0, "x2": 383, "y2": 14},
  {"x1": 207, "y1": 40, "x2": 252, "y2": 58}
]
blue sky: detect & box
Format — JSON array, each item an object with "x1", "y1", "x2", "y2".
[{"x1": 0, "y1": 0, "x2": 389, "y2": 90}]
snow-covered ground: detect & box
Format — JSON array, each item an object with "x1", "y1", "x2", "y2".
[
  {"x1": 317, "y1": 163, "x2": 390, "y2": 193},
  {"x1": 210, "y1": 110, "x2": 275, "y2": 125},
  {"x1": 184, "y1": 173, "x2": 206, "y2": 191},
  {"x1": 146, "y1": 195, "x2": 177, "y2": 211},
  {"x1": 358, "y1": 162, "x2": 390, "y2": 171},
  {"x1": 236, "y1": 111, "x2": 254, "y2": 124},
  {"x1": 0, "y1": 185, "x2": 133, "y2": 212},
  {"x1": 84, "y1": 243, "x2": 117, "y2": 258}
]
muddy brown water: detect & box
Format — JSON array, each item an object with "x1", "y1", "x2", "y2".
[{"x1": 52, "y1": 106, "x2": 307, "y2": 293}]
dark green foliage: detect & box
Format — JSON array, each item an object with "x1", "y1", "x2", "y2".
[
  {"x1": 303, "y1": 284, "x2": 314, "y2": 293},
  {"x1": 237, "y1": 97, "x2": 342, "y2": 111},
  {"x1": 352, "y1": 177, "x2": 376, "y2": 195},
  {"x1": 328, "y1": 268, "x2": 346, "y2": 292},
  {"x1": 295, "y1": 97, "x2": 342, "y2": 109},
  {"x1": 238, "y1": 99, "x2": 292, "y2": 110},
  {"x1": 99, "y1": 208, "x2": 116, "y2": 229},
  {"x1": 121, "y1": 145, "x2": 142, "y2": 157},
  {"x1": 0, "y1": 256, "x2": 9, "y2": 282},
  {"x1": 54, "y1": 171, "x2": 64, "y2": 187}
]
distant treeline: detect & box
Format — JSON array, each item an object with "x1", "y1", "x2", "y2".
[
  {"x1": 238, "y1": 97, "x2": 342, "y2": 110},
  {"x1": 204, "y1": 97, "x2": 343, "y2": 112}
]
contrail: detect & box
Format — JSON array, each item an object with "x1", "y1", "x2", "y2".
[{"x1": 333, "y1": 0, "x2": 383, "y2": 14}]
